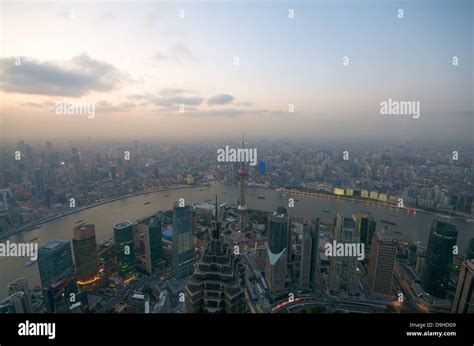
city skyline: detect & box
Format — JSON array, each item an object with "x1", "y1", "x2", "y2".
[{"x1": 0, "y1": 1, "x2": 473, "y2": 345}]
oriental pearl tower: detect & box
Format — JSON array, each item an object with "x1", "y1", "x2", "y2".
[{"x1": 237, "y1": 133, "x2": 248, "y2": 232}]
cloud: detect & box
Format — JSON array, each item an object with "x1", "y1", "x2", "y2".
[
  {"x1": 154, "y1": 96, "x2": 204, "y2": 107},
  {"x1": 152, "y1": 43, "x2": 197, "y2": 64},
  {"x1": 96, "y1": 101, "x2": 136, "y2": 112},
  {"x1": 0, "y1": 53, "x2": 126, "y2": 96},
  {"x1": 159, "y1": 88, "x2": 189, "y2": 97},
  {"x1": 173, "y1": 108, "x2": 293, "y2": 118},
  {"x1": 208, "y1": 94, "x2": 235, "y2": 105},
  {"x1": 21, "y1": 101, "x2": 56, "y2": 108}
]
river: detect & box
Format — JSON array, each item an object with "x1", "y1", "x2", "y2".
[{"x1": 0, "y1": 182, "x2": 472, "y2": 299}]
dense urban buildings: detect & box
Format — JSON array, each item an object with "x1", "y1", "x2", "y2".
[{"x1": 0, "y1": 140, "x2": 472, "y2": 315}]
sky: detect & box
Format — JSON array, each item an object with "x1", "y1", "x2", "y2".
[{"x1": 0, "y1": 0, "x2": 472, "y2": 143}]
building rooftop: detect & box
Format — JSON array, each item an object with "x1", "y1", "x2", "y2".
[
  {"x1": 114, "y1": 221, "x2": 133, "y2": 230},
  {"x1": 40, "y1": 240, "x2": 68, "y2": 251}
]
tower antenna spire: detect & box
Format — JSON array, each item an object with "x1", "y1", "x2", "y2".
[{"x1": 213, "y1": 195, "x2": 219, "y2": 239}]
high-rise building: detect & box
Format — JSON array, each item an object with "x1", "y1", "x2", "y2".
[
  {"x1": 265, "y1": 211, "x2": 289, "y2": 296},
  {"x1": 172, "y1": 204, "x2": 195, "y2": 279},
  {"x1": 34, "y1": 168, "x2": 45, "y2": 202},
  {"x1": 144, "y1": 214, "x2": 164, "y2": 274},
  {"x1": 72, "y1": 224, "x2": 100, "y2": 290},
  {"x1": 466, "y1": 238, "x2": 474, "y2": 260},
  {"x1": 422, "y1": 221, "x2": 458, "y2": 298},
  {"x1": 128, "y1": 291, "x2": 150, "y2": 313},
  {"x1": 367, "y1": 230, "x2": 397, "y2": 299},
  {"x1": 309, "y1": 218, "x2": 320, "y2": 293},
  {"x1": 113, "y1": 221, "x2": 136, "y2": 281},
  {"x1": 43, "y1": 275, "x2": 86, "y2": 313},
  {"x1": 329, "y1": 215, "x2": 359, "y2": 296},
  {"x1": 0, "y1": 292, "x2": 29, "y2": 313},
  {"x1": 38, "y1": 240, "x2": 75, "y2": 287},
  {"x1": 354, "y1": 213, "x2": 376, "y2": 249},
  {"x1": 451, "y1": 260, "x2": 474, "y2": 313},
  {"x1": 185, "y1": 198, "x2": 247, "y2": 313},
  {"x1": 8, "y1": 278, "x2": 32, "y2": 312},
  {"x1": 237, "y1": 135, "x2": 248, "y2": 232},
  {"x1": 299, "y1": 224, "x2": 312, "y2": 292}
]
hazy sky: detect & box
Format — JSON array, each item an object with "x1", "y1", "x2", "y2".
[{"x1": 0, "y1": 0, "x2": 472, "y2": 143}]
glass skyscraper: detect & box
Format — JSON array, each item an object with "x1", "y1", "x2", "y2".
[
  {"x1": 38, "y1": 240, "x2": 75, "y2": 287},
  {"x1": 422, "y1": 220, "x2": 458, "y2": 298},
  {"x1": 354, "y1": 213, "x2": 376, "y2": 249},
  {"x1": 113, "y1": 221, "x2": 136, "y2": 280},
  {"x1": 145, "y1": 214, "x2": 164, "y2": 274},
  {"x1": 172, "y1": 204, "x2": 195, "y2": 279},
  {"x1": 265, "y1": 211, "x2": 289, "y2": 296}
]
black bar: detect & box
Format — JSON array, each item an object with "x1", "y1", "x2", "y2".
[{"x1": 0, "y1": 313, "x2": 472, "y2": 345}]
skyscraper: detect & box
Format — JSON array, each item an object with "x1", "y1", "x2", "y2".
[
  {"x1": 299, "y1": 224, "x2": 312, "y2": 292},
  {"x1": 367, "y1": 230, "x2": 397, "y2": 299},
  {"x1": 144, "y1": 214, "x2": 164, "y2": 274},
  {"x1": 43, "y1": 275, "x2": 85, "y2": 313},
  {"x1": 309, "y1": 218, "x2": 320, "y2": 293},
  {"x1": 185, "y1": 197, "x2": 248, "y2": 313},
  {"x1": 265, "y1": 211, "x2": 289, "y2": 296},
  {"x1": 38, "y1": 240, "x2": 75, "y2": 287},
  {"x1": 8, "y1": 278, "x2": 32, "y2": 312},
  {"x1": 34, "y1": 168, "x2": 45, "y2": 202},
  {"x1": 128, "y1": 291, "x2": 150, "y2": 313},
  {"x1": 72, "y1": 224, "x2": 100, "y2": 290},
  {"x1": 422, "y1": 220, "x2": 458, "y2": 298},
  {"x1": 172, "y1": 204, "x2": 195, "y2": 279},
  {"x1": 237, "y1": 135, "x2": 248, "y2": 232},
  {"x1": 329, "y1": 215, "x2": 359, "y2": 296},
  {"x1": 113, "y1": 221, "x2": 136, "y2": 281},
  {"x1": 451, "y1": 260, "x2": 474, "y2": 313},
  {"x1": 354, "y1": 213, "x2": 376, "y2": 249}
]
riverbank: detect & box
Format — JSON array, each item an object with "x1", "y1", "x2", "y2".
[
  {"x1": 278, "y1": 187, "x2": 473, "y2": 223},
  {"x1": 0, "y1": 183, "x2": 209, "y2": 241}
]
